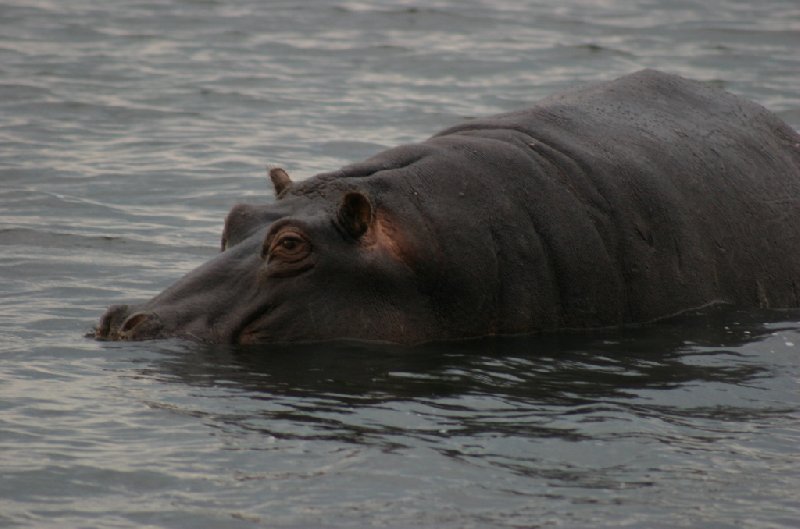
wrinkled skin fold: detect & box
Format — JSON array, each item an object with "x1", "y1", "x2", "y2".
[{"x1": 95, "y1": 70, "x2": 800, "y2": 345}]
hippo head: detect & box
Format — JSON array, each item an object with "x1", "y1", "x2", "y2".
[{"x1": 95, "y1": 167, "x2": 443, "y2": 345}]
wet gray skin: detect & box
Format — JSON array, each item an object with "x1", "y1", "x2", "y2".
[
  {"x1": 95, "y1": 70, "x2": 800, "y2": 345},
  {"x1": 97, "y1": 184, "x2": 443, "y2": 344}
]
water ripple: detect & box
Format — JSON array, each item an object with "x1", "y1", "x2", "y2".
[{"x1": 2, "y1": 0, "x2": 799, "y2": 527}]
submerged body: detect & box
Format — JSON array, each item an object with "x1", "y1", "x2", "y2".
[{"x1": 96, "y1": 70, "x2": 800, "y2": 344}]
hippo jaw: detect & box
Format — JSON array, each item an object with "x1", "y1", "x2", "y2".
[
  {"x1": 95, "y1": 299, "x2": 282, "y2": 344},
  {"x1": 95, "y1": 292, "x2": 278, "y2": 344}
]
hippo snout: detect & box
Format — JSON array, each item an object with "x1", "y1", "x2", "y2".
[{"x1": 95, "y1": 305, "x2": 163, "y2": 341}]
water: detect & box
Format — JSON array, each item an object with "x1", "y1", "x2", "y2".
[{"x1": 1, "y1": 0, "x2": 799, "y2": 527}]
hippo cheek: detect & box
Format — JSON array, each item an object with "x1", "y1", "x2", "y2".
[
  {"x1": 235, "y1": 313, "x2": 275, "y2": 344},
  {"x1": 232, "y1": 294, "x2": 322, "y2": 344},
  {"x1": 227, "y1": 300, "x2": 277, "y2": 344},
  {"x1": 237, "y1": 327, "x2": 266, "y2": 345}
]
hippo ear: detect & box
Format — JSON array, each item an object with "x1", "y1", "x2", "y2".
[
  {"x1": 268, "y1": 166, "x2": 293, "y2": 197},
  {"x1": 338, "y1": 192, "x2": 373, "y2": 239}
]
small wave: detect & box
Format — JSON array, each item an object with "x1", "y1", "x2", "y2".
[
  {"x1": 571, "y1": 43, "x2": 637, "y2": 57},
  {"x1": 0, "y1": 83, "x2": 55, "y2": 103},
  {"x1": 0, "y1": 227, "x2": 212, "y2": 257}
]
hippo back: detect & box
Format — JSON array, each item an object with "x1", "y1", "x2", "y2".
[{"x1": 308, "y1": 70, "x2": 800, "y2": 335}]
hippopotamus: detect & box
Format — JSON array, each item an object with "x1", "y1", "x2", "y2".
[{"x1": 95, "y1": 69, "x2": 800, "y2": 345}]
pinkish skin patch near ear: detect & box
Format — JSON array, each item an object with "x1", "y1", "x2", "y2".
[{"x1": 364, "y1": 212, "x2": 416, "y2": 268}]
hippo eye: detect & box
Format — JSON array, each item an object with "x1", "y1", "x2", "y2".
[
  {"x1": 265, "y1": 230, "x2": 311, "y2": 264},
  {"x1": 280, "y1": 237, "x2": 300, "y2": 251}
]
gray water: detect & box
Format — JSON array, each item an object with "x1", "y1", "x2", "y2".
[{"x1": 2, "y1": 1, "x2": 799, "y2": 527}]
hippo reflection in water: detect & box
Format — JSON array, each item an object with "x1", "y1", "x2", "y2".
[{"x1": 95, "y1": 70, "x2": 800, "y2": 345}]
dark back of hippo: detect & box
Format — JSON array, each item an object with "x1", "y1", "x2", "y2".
[{"x1": 96, "y1": 69, "x2": 800, "y2": 344}]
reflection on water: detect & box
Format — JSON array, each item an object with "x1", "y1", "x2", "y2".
[
  {"x1": 100, "y1": 308, "x2": 798, "y2": 528},
  {"x1": 141, "y1": 308, "x2": 792, "y2": 447}
]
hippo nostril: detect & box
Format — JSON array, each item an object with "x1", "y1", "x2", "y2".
[
  {"x1": 118, "y1": 311, "x2": 163, "y2": 340},
  {"x1": 120, "y1": 312, "x2": 151, "y2": 332},
  {"x1": 95, "y1": 304, "x2": 131, "y2": 340}
]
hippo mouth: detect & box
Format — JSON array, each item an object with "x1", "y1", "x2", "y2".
[{"x1": 231, "y1": 303, "x2": 277, "y2": 344}]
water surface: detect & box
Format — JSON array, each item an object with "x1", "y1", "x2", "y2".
[{"x1": 1, "y1": 1, "x2": 799, "y2": 527}]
